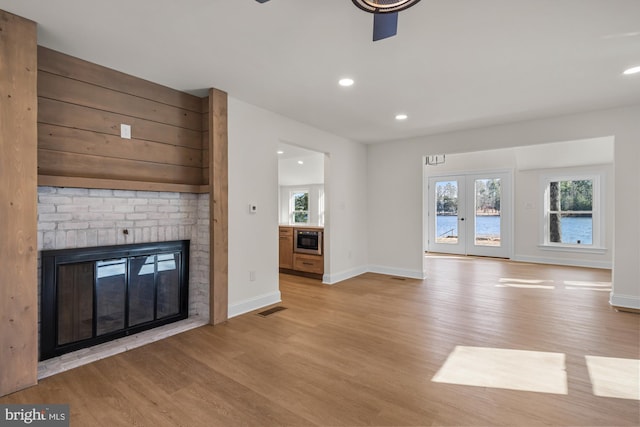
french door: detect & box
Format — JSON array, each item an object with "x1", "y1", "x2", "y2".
[{"x1": 427, "y1": 172, "x2": 511, "y2": 258}]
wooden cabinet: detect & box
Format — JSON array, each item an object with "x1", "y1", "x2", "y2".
[
  {"x1": 279, "y1": 227, "x2": 294, "y2": 269},
  {"x1": 279, "y1": 226, "x2": 324, "y2": 278},
  {"x1": 293, "y1": 253, "x2": 324, "y2": 275}
]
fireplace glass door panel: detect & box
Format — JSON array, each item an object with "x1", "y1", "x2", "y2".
[
  {"x1": 57, "y1": 262, "x2": 94, "y2": 346},
  {"x1": 157, "y1": 253, "x2": 180, "y2": 318},
  {"x1": 129, "y1": 255, "x2": 156, "y2": 326},
  {"x1": 96, "y1": 258, "x2": 127, "y2": 336}
]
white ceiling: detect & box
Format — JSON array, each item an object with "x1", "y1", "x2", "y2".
[
  {"x1": 2, "y1": 0, "x2": 639, "y2": 143},
  {"x1": 278, "y1": 143, "x2": 324, "y2": 186}
]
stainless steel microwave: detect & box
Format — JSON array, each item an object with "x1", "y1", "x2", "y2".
[{"x1": 294, "y1": 229, "x2": 322, "y2": 255}]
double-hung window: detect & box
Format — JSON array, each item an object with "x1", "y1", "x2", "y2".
[
  {"x1": 542, "y1": 174, "x2": 603, "y2": 250},
  {"x1": 290, "y1": 190, "x2": 309, "y2": 224}
]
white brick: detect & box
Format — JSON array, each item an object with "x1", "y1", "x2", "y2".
[
  {"x1": 38, "y1": 186, "x2": 57, "y2": 194},
  {"x1": 38, "y1": 205, "x2": 56, "y2": 213},
  {"x1": 98, "y1": 229, "x2": 116, "y2": 246},
  {"x1": 136, "y1": 191, "x2": 160, "y2": 199},
  {"x1": 39, "y1": 196, "x2": 72, "y2": 205},
  {"x1": 38, "y1": 222, "x2": 56, "y2": 231},
  {"x1": 89, "y1": 205, "x2": 115, "y2": 213},
  {"x1": 42, "y1": 231, "x2": 55, "y2": 249},
  {"x1": 86, "y1": 230, "x2": 98, "y2": 247},
  {"x1": 39, "y1": 213, "x2": 73, "y2": 222},
  {"x1": 158, "y1": 192, "x2": 180, "y2": 199},
  {"x1": 158, "y1": 205, "x2": 179, "y2": 213},
  {"x1": 135, "y1": 220, "x2": 158, "y2": 227},
  {"x1": 148, "y1": 198, "x2": 170, "y2": 205},
  {"x1": 89, "y1": 221, "x2": 116, "y2": 229},
  {"x1": 114, "y1": 205, "x2": 135, "y2": 213},
  {"x1": 72, "y1": 197, "x2": 104, "y2": 206},
  {"x1": 58, "y1": 222, "x2": 89, "y2": 230},
  {"x1": 55, "y1": 231, "x2": 66, "y2": 248},
  {"x1": 56, "y1": 205, "x2": 89, "y2": 213},
  {"x1": 128, "y1": 198, "x2": 148, "y2": 205},
  {"x1": 113, "y1": 190, "x2": 136, "y2": 197},
  {"x1": 89, "y1": 189, "x2": 113, "y2": 197},
  {"x1": 169, "y1": 213, "x2": 189, "y2": 220},
  {"x1": 126, "y1": 213, "x2": 148, "y2": 220},
  {"x1": 134, "y1": 205, "x2": 158, "y2": 213},
  {"x1": 76, "y1": 230, "x2": 88, "y2": 248},
  {"x1": 58, "y1": 188, "x2": 89, "y2": 196},
  {"x1": 66, "y1": 231, "x2": 77, "y2": 247}
]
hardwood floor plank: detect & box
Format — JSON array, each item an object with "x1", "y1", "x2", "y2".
[{"x1": 1, "y1": 256, "x2": 638, "y2": 426}]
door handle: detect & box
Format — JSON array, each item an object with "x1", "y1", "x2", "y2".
[{"x1": 460, "y1": 217, "x2": 465, "y2": 221}]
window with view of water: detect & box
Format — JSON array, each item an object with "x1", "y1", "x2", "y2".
[
  {"x1": 545, "y1": 177, "x2": 598, "y2": 246},
  {"x1": 290, "y1": 190, "x2": 309, "y2": 224}
]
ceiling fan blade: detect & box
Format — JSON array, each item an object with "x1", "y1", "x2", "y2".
[
  {"x1": 255, "y1": 0, "x2": 270, "y2": 3},
  {"x1": 373, "y1": 12, "x2": 398, "y2": 41}
]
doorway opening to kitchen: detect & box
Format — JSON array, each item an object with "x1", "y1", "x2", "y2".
[{"x1": 277, "y1": 142, "x2": 326, "y2": 282}]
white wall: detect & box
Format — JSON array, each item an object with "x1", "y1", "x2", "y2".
[
  {"x1": 227, "y1": 97, "x2": 368, "y2": 316},
  {"x1": 368, "y1": 105, "x2": 640, "y2": 309}
]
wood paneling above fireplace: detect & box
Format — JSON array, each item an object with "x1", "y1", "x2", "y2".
[{"x1": 36, "y1": 47, "x2": 209, "y2": 193}]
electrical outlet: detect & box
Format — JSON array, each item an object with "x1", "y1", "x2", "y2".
[
  {"x1": 120, "y1": 124, "x2": 131, "y2": 139},
  {"x1": 249, "y1": 203, "x2": 257, "y2": 214}
]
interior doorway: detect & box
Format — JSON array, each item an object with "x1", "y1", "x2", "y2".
[
  {"x1": 427, "y1": 171, "x2": 512, "y2": 258},
  {"x1": 277, "y1": 142, "x2": 327, "y2": 283}
]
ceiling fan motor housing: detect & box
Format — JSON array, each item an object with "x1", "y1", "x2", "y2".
[{"x1": 352, "y1": 0, "x2": 422, "y2": 14}]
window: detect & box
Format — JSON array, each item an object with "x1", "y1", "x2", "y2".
[
  {"x1": 290, "y1": 190, "x2": 309, "y2": 224},
  {"x1": 542, "y1": 175, "x2": 602, "y2": 249}
]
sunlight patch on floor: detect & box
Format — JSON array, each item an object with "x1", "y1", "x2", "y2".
[
  {"x1": 432, "y1": 346, "x2": 567, "y2": 394},
  {"x1": 564, "y1": 280, "x2": 612, "y2": 292},
  {"x1": 497, "y1": 278, "x2": 555, "y2": 290},
  {"x1": 585, "y1": 356, "x2": 640, "y2": 400}
]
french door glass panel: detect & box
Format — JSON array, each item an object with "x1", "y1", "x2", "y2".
[
  {"x1": 474, "y1": 178, "x2": 502, "y2": 247},
  {"x1": 435, "y1": 180, "x2": 459, "y2": 244}
]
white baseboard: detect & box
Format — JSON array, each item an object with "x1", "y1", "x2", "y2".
[
  {"x1": 610, "y1": 293, "x2": 640, "y2": 310},
  {"x1": 513, "y1": 254, "x2": 612, "y2": 270},
  {"x1": 228, "y1": 291, "x2": 282, "y2": 318},
  {"x1": 368, "y1": 265, "x2": 426, "y2": 280},
  {"x1": 323, "y1": 266, "x2": 368, "y2": 285}
]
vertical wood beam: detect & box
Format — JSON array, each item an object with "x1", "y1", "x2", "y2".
[
  {"x1": 0, "y1": 10, "x2": 38, "y2": 397},
  {"x1": 208, "y1": 88, "x2": 228, "y2": 324}
]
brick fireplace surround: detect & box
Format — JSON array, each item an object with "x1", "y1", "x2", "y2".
[{"x1": 37, "y1": 186, "x2": 210, "y2": 378}]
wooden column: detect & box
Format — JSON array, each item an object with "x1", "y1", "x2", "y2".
[
  {"x1": 208, "y1": 89, "x2": 228, "y2": 325},
  {"x1": 0, "y1": 10, "x2": 39, "y2": 397}
]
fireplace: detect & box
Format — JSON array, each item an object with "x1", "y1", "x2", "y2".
[{"x1": 40, "y1": 240, "x2": 189, "y2": 360}]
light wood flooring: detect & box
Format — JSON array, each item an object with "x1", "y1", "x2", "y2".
[{"x1": 2, "y1": 255, "x2": 639, "y2": 426}]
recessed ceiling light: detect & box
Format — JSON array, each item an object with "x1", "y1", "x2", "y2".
[
  {"x1": 277, "y1": 150, "x2": 284, "y2": 154},
  {"x1": 623, "y1": 66, "x2": 640, "y2": 75},
  {"x1": 297, "y1": 160, "x2": 304, "y2": 165},
  {"x1": 339, "y1": 78, "x2": 354, "y2": 87},
  {"x1": 395, "y1": 114, "x2": 408, "y2": 121}
]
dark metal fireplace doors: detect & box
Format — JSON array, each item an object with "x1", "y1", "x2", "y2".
[{"x1": 40, "y1": 240, "x2": 189, "y2": 360}]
